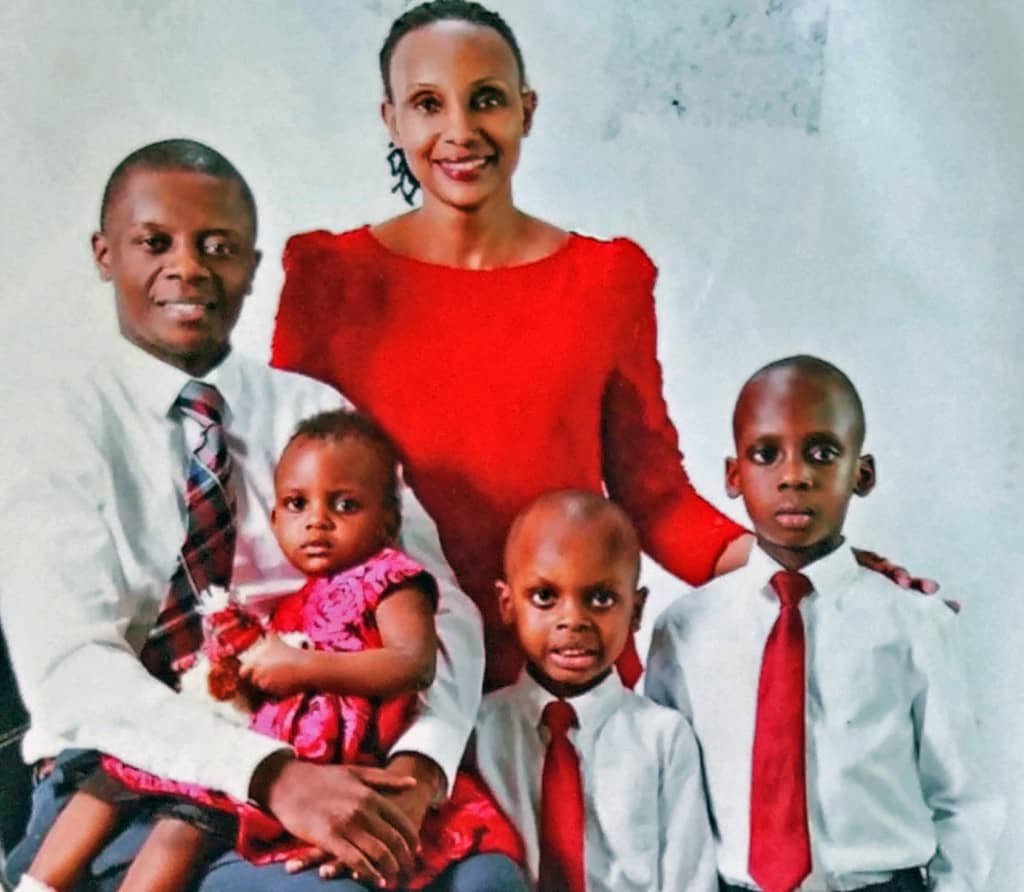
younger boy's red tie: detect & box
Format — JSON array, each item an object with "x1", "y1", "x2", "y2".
[
  {"x1": 748, "y1": 570, "x2": 813, "y2": 892},
  {"x1": 539, "y1": 699, "x2": 585, "y2": 892}
]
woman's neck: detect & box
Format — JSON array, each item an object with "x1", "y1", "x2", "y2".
[{"x1": 413, "y1": 197, "x2": 529, "y2": 269}]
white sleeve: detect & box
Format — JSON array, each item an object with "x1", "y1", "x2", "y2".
[
  {"x1": 913, "y1": 607, "x2": 1004, "y2": 892},
  {"x1": 659, "y1": 718, "x2": 718, "y2": 891},
  {"x1": 388, "y1": 470, "x2": 484, "y2": 794},
  {"x1": 0, "y1": 400, "x2": 285, "y2": 804}
]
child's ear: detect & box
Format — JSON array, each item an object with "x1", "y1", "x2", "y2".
[
  {"x1": 92, "y1": 231, "x2": 112, "y2": 281},
  {"x1": 630, "y1": 586, "x2": 648, "y2": 633},
  {"x1": 496, "y1": 580, "x2": 514, "y2": 625},
  {"x1": 725, "y1": 457, "x2": 742, "y2": 499},
  {"x1": 381, "y1": 100, "x2": 400, "y2": 144},
  {"x1": 521, "y1": 89, "x2": 538, "y2": 136},
  {"x1": 854, "y1": 454, "x2": 876, "y2": 497}
]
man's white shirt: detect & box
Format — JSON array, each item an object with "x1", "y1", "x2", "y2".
[{"x1": 0, "y1": 338, "x2": 483, "y2": 802}]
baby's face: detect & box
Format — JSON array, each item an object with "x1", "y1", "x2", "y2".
[
  {"x1": 498, "y1": 509, "x2": 644, "y2": 698},
  {"x1": 271, "y1": 435, "x2": 394, "y2": 577}
]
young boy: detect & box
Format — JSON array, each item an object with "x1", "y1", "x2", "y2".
[
  {"x1": 473, "y1": 489, "x2": 719, "y2": 892},
  {"x1": 645, "y1": 355, "x2": 1003, "y2": 892}
]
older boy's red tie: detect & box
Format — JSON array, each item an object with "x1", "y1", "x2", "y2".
[
  {"x1": 539, "y1": 699, "x2": 585, "y2": 892},
  {"x1": 748, "y1": 570, "x2": 813, "y2": 892},
  {"x1": 142, "y1": 381, "x2": 237, "y2": 685}
]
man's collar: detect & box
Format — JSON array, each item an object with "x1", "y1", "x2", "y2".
[{"x1": 110, "y1": 336, "x2": 240, "y2": 422}]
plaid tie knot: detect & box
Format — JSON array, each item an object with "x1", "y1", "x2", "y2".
[{"x1": 177, "y1": 379, "x2": 227, "y2": 427}]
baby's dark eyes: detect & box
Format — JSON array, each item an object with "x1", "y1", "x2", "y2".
[
  {"x1": 331, "y1": 496, "x2": 359, "y2": 513},
  {"x1": 282, "y1": 495, "x2": 306, "y2": 512},
  {"x1": 589, "y1": 589, "x2": 617, "y2": 609}
]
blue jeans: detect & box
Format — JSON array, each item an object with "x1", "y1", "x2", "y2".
[{"x1": 4, "y1": 751, "x2": 528, "y2": 892}]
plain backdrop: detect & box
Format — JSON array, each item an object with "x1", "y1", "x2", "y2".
[{"x1": 1, "y1": 1, "x2": 1020, "y2": 886}]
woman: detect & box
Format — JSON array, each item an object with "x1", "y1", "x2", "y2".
[{"x1": 272, "y1": 0, "x2": 920, "y2": 692}]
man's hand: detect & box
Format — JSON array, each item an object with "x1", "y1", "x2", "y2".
[
  {"x1": 250, "y1": 753, "x2": 420, "y2": 887},
  {"x1": 277, "y1": 754, "x2": 445, "y2": 885},
  {"x1": 238, "y1": 632, "x2": 310, "y2": 698}
]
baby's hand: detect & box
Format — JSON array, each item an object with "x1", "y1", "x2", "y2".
[{"x1": 239, "y1": 632, "x2": 310, "y2": 698}]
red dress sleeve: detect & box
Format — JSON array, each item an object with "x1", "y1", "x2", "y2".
[
  {"x1": 270, "y1": 230, "x2": 338, "y2": 385},
  {"x1": 600, "y1": 239, "x2": 746, "y2": 586}
]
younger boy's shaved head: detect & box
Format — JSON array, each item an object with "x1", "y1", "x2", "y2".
[
  {"x1": 100, "y1": 138, "x2": 257, "y2": 235},
  {"x1": 504, "y1": 489, "x2": 641, "y2": 585},
  {"x1": 734, "y1": 354, "x2": 867, "y2": 448}
]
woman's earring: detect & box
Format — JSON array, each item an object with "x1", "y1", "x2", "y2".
[{"x1": 387, "y1": 143, "x2": 420, "y2": 205}]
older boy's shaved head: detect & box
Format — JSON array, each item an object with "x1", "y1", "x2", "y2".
[
  {"x1": 504, "y1": 489, "x2": 641, "y2": 584},
  {"x1": 100, "y1": 138, "x2": 257, "y2": 235},
  {"x1": 734, "y1": 354, "x2": 866, "y2": 447}
]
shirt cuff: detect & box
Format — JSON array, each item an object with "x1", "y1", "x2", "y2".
[
  {"x1": 387, "y1": 712, "x2": 468, "y2": 799},
  {"x1": 222, "y1": 733, "x2": 293, "y2": 804}
]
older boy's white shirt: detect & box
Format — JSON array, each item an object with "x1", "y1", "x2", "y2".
[
  {"x1": 0, "y1": 337, "x2": 483, "y2": 803},
  {"x1": 474, "y1": 669, "x2": 718, "y2": 892},
  {"x1": 645, "y1": 545, "x2": 1004, "y2": 892}
]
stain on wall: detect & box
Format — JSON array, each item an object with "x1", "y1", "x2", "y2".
[{"x1": 610, "y1": 0, "x2": 829, "y2": 132}]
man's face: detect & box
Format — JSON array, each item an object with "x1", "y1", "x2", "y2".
[
  {"x1": 498, "y1": 508, "x2": 644, "y2": 698},
  {"x1": 92, "y1": 167, "x2": 260, "y2": 376},
  {"x1": 726, "y1": 368, "x2": 874, "y2": 569}
]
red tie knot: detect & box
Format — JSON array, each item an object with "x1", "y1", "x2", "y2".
[
  {"x1": 542, "y1": 699, "x2": 578, "y2": 737},
  {"x1": 770, "y1": 570, "x2": 813, "y2": 607},
  {"x1": 177, "y1": 380, "x2": 227, "y2": 426}
]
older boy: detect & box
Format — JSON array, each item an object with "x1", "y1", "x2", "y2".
[
  {"x1": 646, "y1": 355, "x2": 1003, "y2": 892},
  {"x1": 0, "y1": 139, "x2": 524, "y2": 891},
  {"x1": 474, "y1": 490, "x2": 718, "y2": 892}
]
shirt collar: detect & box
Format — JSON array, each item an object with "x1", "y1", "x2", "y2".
[
  {"x1": 745, "y1": 541, "x2": 860, "y2": 604},
  {"x1": 511, "y1": 667, "x2": 627, "y2": 737},
  {"x1": 109, "y1": 335, "x2": 239, "y2": 423}
]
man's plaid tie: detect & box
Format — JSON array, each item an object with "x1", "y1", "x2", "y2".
[{"x1": 141, "y1": 380, "x2": 237, "y2": 687}]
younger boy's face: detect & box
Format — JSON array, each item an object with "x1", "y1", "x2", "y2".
[
  {"x1": 726, "y1": 368, "x2": 874, "y2": 570},
  {"x1": 92, "y1": 167, "x2": 260, "y2": 376},
  {"x1": 498, "y1": 508, "x2": 645, "y2": 698}
]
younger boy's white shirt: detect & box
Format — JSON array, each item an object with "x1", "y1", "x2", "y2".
[
  {"x1": 0, "y1": 338, "x2": 483, "y2": 803},
  {"x1": 645, "y1": 545, "x2": 1004, "y2": 892},
  {"x1": 474, "y1": 669, "x2": 718, "y2": 892}
]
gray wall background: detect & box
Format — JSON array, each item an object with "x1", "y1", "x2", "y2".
[{"x1": 1, "y1": 1, "x2": 1020, "y2": 885}]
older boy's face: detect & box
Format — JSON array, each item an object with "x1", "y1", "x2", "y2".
[
  {"x1": 497, "y1": 508, "x2": 644, "y2": 698},
  {"x1": 92, "y1": 168, "x2": 260, "y2": 376},
  {"x1": 726, "y1": 368, "x2": 873, "y2": 570}
]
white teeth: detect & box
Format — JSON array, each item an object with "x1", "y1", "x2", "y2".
[
  {"x1": 162, "y1": 303, "x2": 211, "y2": 318},
  {"x1": 441, "y1": 158, "x2": 488, "y2": 170}
]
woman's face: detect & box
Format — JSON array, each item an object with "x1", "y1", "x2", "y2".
[{"x1": 383, "y1": 19, "x2": 535, "y2": 213}]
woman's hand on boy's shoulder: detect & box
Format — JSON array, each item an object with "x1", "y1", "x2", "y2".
[{"x1": 852, "y1": 548, "x2": 960, "y2": 610}]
